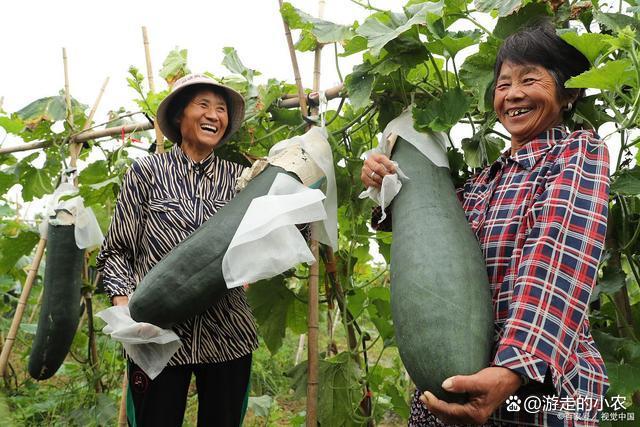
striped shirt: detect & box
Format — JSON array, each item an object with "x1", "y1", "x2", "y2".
[
  {"x1": 401, "y1": 127, "x2": 610, "y2": 426},
  {"x1": 96, "y1": 146, "x2": 258, "y2": 365}
]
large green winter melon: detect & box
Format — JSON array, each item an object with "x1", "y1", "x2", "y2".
[
  {"x1": 390, "y1": 137, "x2": 493, "y2": 402},
  {"x1": 129, "y1": 165, "x2": 300, "y2": 329},
  {"x1": 29, "y1": 224, "x2": 85, "y2": 380}
]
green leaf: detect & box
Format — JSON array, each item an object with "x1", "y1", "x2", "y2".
[
  {"x1": 0, "y1": 116, "x2": 25, "y2": 134},
  {"x1": 413, "y1": 87, "x2": 470, "y2": 132},
  {"x1": 560, "y1": 32, "x2": 617, "y2": 65},
  {"x1": 270, "y1": 108, "x2": 304, "y2": 126},
  {"x1": 341, "y1": 35, "x2": 368, "y2": 56},
  {"x1": 462, "y1": 135, "x2": 505, "y2": 168},
  {"x1": 344, "y1": 63, "x2": 374, "y2": 110},
  {"x1": 222, "y1": 47, "x2": 257, "y2": 81},
  {"x1": 0, "y1": 172, "x2": 17, "y2": 195},
  {"x1": 367, "y1": 286, "x2": 395, "y2": 346},
  {"x1": 605, "y1": 361, "x2": 640, "y2": 396},
  {"x1": 0, "y1": 230, "x2": 39, "y2": 274},
  {"x1": 16, "y1": 94, "x2": 87, "y2": 127},
  {"x1": 20, "y1": 166, "x2": 55, "y2": 202},
  {"x1": 0, "y1": 204, "x2": 14, "y2": 217},
  {"x1": 79, "y1": 177, "x2": 120, "y2": 207},
  {"x1": 595, "y1": 265, "x2": 626, "y2": 300},
  {"x1": 356, "y1": 1, "x2": 444, "y2": 56},
  {"x1": 78, "y1": 161, "x2": 110, "y2": 186},
  {"x1": 318, "y1": 352, "x2": 361, "y2": 427},
  {"x1": 574, "y1": 95, "x2": 613, "y2": 130},
  {"x1": 159, "y1": 48, "x2": 190, "y2": 86},
  {"x1": 594, "y1": 10, "x2": 640, "y2": 33},
  {"x1": 247, "y1": 395, "x2": 274, "y2": 418},
  {"x1": 475, "y1": 0, "x2": 526, "y2": 17},
  {"x1": 566, "y1": 59, "x2": 637, "y2": 91},
  {"x1": 492, "y1": 3, "x2": 551, "y2": 39},
  {"x1": 280, "y1": 2, "x2": 353, "y2": 44},
  {"x1": 426, "y1": 30, "x2": 481, "y2": 58},
  {"x1": 611, "y1": 167, "x2": 640, "y2": 195},
  {"x1": 246, "y1": 276, "x2": 296, "y2": 353},
  {"x1": 459, "y1": 38, "x2": 499, "y2": 112}
]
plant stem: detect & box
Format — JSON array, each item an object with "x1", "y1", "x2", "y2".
[
  {"x1": 349, "y1": 0, "x2": 385, "y2": 12},
  {"x1": 334, "y1": 43, "x2": 344, "y2": 82}
]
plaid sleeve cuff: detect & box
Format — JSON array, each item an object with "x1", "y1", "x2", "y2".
[{"x1": 493, "y1": 345, "x2": 550, "y2": 387}]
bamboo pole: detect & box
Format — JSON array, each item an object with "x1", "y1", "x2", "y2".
[
  {"x1": 278, "y1": 0, "x2": 308, "y2": 117},
  {"x1": 0, "y1": 238, "x2": 47, "y2": 377},
  {"x1": 118, "y1": 371, "x2": 128, "y2": 426},
  {"x1": 0, "y1": 96, "x2": 4, "y2": 111},
  {"x1": 142, "y1": 26, "x2": 165, "y2": 153}
]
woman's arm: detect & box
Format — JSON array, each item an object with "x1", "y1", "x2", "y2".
[{"x1": 96, "y1": 162, "x2": 149, "y2": 305}]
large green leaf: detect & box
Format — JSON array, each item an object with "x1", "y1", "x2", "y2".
[
  {"x1": 0, "y1": 116, "x2": 25, "y2": 135},
  {"x1": 492, "y1": 2, "x2": 551, "y2": 39},
  {"x1": 474, "y1": 0, "x2": 525, "y2": 17},
  {"x1": 159, "y1": 48, "x2": 190, "y2": 86},
  {"x1": 594, "y1": 10, "x2": 640, "y2": 33},
  {"x1": 20, "y1": 166, "x2": 55, "y2": 202},
  {"x1": 566, "y1": 59, "x2": 637, "y2": 91},
  {"x1": 222, "y1": 47, "x2": 258, "y2": 82},
  {"x1": 78, "y1": 177, "x2": 120, "y2": 207},
  {"x1": 574, "y1": 95, "x2": 613, "y2": 130},
  {"x1": 16, "y1": 94, "x2": 87, "y2": 127},
  {"x1": 560, "y1": 32, "x2": 616, "y2": 65},
  {"x1": 344, "y1": 63, "x2": 374, "y2": 110},
  {"x1": 356, "y1": 1, "x2": 444, "y2": 56},
  {"x1": 318, "y1": 352, "x2": 362, "y2": 427},
  {"x1": 0, "y1": 230, "x2": 39, "y2": 274},
  {"x1": 462, "y1": 135, "x2": 505, "y2": 168},
  {"x1": 611, "y1": 167, "x2": 640, "y2": 195},
  {"x1": 605, "y1": 361, "x2": 640, "y2": 396},
  {"x1": 0, "y1": 172, "x2": 17, "y2": 195},
  {"x1": 593, "y1": 265, "x2": 626, "y2": 302},
  {"x1": 367, "y1": 286, "x2": 394, "y2": 347},
  {"x1": 280, "y1": 2, "x2": 353, "y2": 44},
  {"x1": 246, "y1": 275, "x2": 297, "y2": 353},
  {"x1": 459, "y1": 38, "x2": 499, "y2": 112},
  {"x1": 426, "y1": 30, "x2": 481, "y2": 59},
  {"x1": 413, "y1": 87, "x2": 470, "y2": 132},
  {"x1": 78, "y1": 160, "x2": 110, "y2": 186}
]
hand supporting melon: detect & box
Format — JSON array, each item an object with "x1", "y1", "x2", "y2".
[
  {"x1": 29, "y1": 224, "x2": 85, "y2": 380},
  {"x1": 129, "y1": 165, "x2": 301, "y2": 329},
  {"x1": 390, "y1": 137, "x2": 493, "y2": 402}
]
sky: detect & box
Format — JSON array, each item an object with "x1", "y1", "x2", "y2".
[{"x1": 0, "y1": 0, "x2": 400, "y2": 121}]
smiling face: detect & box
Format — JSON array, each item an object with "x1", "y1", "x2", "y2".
[
  {"x1": 494, "y1": 61, "x2": 567, "y2": 153},
  {"x1": 178, "y1": 89, "x2": 228, "y2": 160}
]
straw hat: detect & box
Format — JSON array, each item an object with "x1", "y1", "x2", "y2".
[{"x1": 156, "y1": 73, "x2": 245, "y2": 146}]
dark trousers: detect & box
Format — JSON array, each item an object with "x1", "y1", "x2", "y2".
[{"x1": 126, "y1": 353, "x2": 252, "y2": 427}]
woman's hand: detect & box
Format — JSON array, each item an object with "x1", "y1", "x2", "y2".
[
  {"x1": 419, "y1": 367, "x2": 522, "y2": 425},
  {"x1": 361, "y1": 153, "x2": 397, "y2": 189},
  {"x1": 112, "y1": 295, "x2": 129, "y2": 306}
]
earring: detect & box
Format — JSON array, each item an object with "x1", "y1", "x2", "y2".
[{"x1": 566, "y1": 102, "x2": 573, "y2": 111}]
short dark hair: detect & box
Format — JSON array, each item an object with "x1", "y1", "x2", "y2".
[
  {"x1": 167, "y1": 83, "x2": 231, "y2": 145},
  {"x1": 494, "y1": 23, "x2": 590, "y2": 111}
]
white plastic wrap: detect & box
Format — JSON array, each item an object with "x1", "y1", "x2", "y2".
[
  {"x1": 96, "y1": 305, "x2": 182, "y2": 379},
  {"x1": 222, "y1": 126, "x2": 337, "y2": 289},
  {"x1": 43, "y1": 181, "x2": 104, "y2": 249},
  {"x1": 360, "y1": 109, "x2": 449, "y2": 217}
]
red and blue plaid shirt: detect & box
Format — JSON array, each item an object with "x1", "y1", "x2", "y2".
[{"x1": 459, "y1": 127, "x2": 610, "y2": 426}]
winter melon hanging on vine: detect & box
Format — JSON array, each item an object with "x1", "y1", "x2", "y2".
[
  {"x1": 28, "y1": 224, "x2": 84, "y2": 380},
  {"x1": 389, "y1": 136, "x2": 493, "y2": 402}
]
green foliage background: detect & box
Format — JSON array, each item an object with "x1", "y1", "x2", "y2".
[{"x1": 1, "y1": 0, "x2": 639, "y2": 425}]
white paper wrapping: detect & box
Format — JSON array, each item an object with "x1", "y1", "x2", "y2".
[
  {"x1": 268, "y1": 126, "x2": 338, "y2": 248},
  {"x1": 359, "y1": 109, "x2": 449, "y2": 218},
  {"x1": 96, "y1": 305, "x2": 182, "y2": 379},
  {"x1": 41, "y1": 182, "x2": 104, "y2": 249},
  {"x1": 223, "y1": 174, "x2": 327, "y2": 288}
]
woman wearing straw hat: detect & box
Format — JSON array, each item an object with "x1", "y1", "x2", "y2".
[{"x1": 97, "y1": 74, "x2": 256, "y2": 426}]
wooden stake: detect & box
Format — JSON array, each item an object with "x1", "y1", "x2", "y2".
[
  {"x1": 0, "y1": 238, "x2": 47, "y2": 377},
  {"x1": 142, "y1": 26, "x2": 165, "y2": 153},
  {"x1": 0, "y1": 96, "x2": 4, "y2": 111},
  {"x1": 85, "y1": 77, "x2": 110, "y2": 132}
]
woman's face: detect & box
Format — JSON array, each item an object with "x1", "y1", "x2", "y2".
[
  {"x1": 179, "y1": 89, "x2": 228, "y2": 152},
  {"x1": 493, "y1": 61, "x2": 565, "y2": 149}
]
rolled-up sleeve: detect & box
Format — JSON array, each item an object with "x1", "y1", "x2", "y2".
[
  {"x1": 492, "y1": 135, "x2": 610, "y2": 391},
  {"x1": 96, "y1": 163, "x2": 148, "y2": 299}
]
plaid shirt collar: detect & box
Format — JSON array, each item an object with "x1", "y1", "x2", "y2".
[
  {"x1": 494, "y1": 126, "x2": 569, "y2": 173},
  {"x1": 170, "y1": 145, "x2": 217, "y2": 179}
]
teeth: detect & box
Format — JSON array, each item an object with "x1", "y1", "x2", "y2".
[
  {"x1": 507, "y1": 108, "x2": 531, "y2": 117},
  {"x1": 201, "y1": 124, "x2": 218, "y2": 133}
]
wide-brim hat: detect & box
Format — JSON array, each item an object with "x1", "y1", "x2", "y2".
[{"x1": 156, "y1": 73, "x2": 245, "y2": 146}]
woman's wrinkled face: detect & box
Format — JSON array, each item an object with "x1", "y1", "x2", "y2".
[
  {"x1": 179, "y1": 89, "x2": 228, "y2": 150},
  {"x1": 493, "y1": 61, "x2": 565, "y2": 149}
]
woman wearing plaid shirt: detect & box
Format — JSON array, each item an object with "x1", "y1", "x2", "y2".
[{"x1": 362, "y1": 25, "x2": 609, "y2": 426}]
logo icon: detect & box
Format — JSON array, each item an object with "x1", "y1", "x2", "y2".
[{"x1": 506, "y1": 395, "x2": 522, "y2": 412}]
